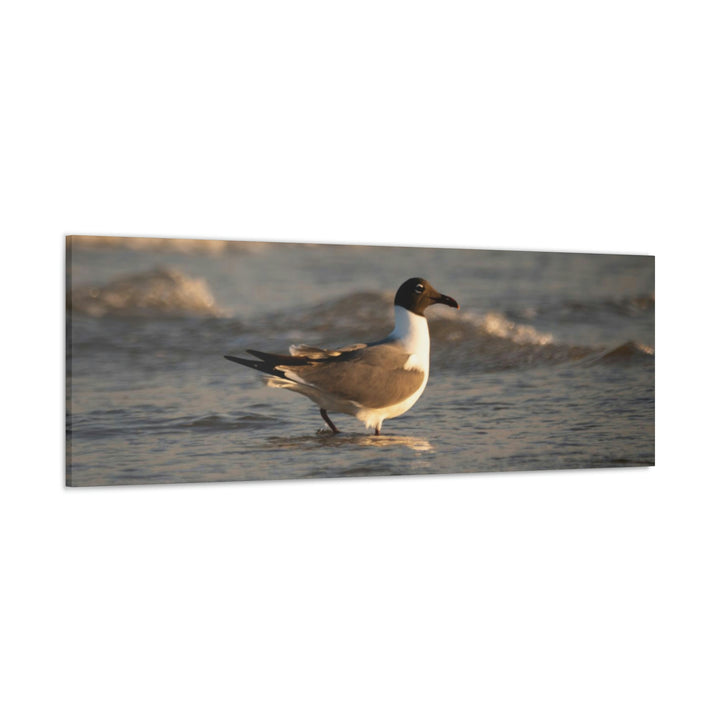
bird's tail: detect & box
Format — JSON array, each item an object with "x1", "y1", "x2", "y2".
[{"x1": 225, "y1": 353, "x2": 313, "y2": 395}]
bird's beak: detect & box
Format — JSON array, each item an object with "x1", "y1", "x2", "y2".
[{"x1": 433, "y1": 293, "x2": 459, "y2": 309}]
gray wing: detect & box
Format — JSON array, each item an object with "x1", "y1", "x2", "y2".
[{"x1": 284, "y1": 344, "x2": 424, "y2": 409}]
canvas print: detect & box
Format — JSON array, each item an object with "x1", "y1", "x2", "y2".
[{"x1": 66, "y1": 236, "x2": 654, "y2": 486}]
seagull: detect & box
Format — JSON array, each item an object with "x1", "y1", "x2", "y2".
[{"x1": 224, "y1": 278, "x2": 459, "y2": 435}]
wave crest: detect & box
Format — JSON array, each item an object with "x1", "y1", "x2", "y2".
[
  {"x1": 593, "y1": 341, "x2": 655, "y2": 363},
  {"x1": 68, "y1": 267, "x2": 228, "y2": 318},
  {"x1": 468, "y1": 310, "x2": 553, "y2": 345}
]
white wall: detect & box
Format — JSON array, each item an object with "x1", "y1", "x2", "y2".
[{"x1": 3, "y1": 3, "x2": 717, "y2": 718}]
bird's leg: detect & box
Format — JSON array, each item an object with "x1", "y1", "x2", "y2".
[{"x1": 320, "y1": 409, "x2": 340, "y2": 434}]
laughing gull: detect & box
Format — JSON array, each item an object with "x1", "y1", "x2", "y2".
[{"x1": 224, "y1": 278, "x2": 459, "y2": 435}]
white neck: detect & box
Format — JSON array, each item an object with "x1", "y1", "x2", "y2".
[{"x1": 388, "y1": 306, "x2": 430, "y2": 358}]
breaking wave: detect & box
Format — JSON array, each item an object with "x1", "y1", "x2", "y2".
[
  {"x1": 68, "y1": 281, "x2": 653, "y2": 372},
  {"x1": 592, "y1": 341, "x2": 655, "y2": 363},
  {"x1": 68, "y1": 267, "x2": 228, "y2": 318}
]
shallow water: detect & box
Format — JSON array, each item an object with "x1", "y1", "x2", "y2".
[{"x1": 66, "y1": 238, "x2": 654, "y2": 485}]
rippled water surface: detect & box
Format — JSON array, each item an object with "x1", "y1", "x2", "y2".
[{"x1": 66, "y1": 238, "x2": 654, "y2": 485}]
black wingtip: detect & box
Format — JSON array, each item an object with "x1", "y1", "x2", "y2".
[
  {"x1": 223, "y1": 353, "x2": 287, "y2": 379},
  {"x1": 228, "y1": 355, "x2": 257, "y2": 368}
]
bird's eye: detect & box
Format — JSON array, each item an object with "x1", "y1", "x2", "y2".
[{"x1": 414, "y1": 283, "x2": 424, "y2": 294}]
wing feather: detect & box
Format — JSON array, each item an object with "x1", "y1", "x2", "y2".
[{"x1": 284, "y1": 345, "x2": 424, "y2": 408}]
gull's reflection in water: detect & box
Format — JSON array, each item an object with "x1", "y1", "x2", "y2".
[
  {"x1": 348, "y1": 434, "x2": 433, "y2": 452},
  {"x1": 264, "y1": 432, "x2": 434, "y2": 453}
]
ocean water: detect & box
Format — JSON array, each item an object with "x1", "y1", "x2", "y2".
[{"x1": 66, "y1": 238, "x2": 654, "y2": 486}]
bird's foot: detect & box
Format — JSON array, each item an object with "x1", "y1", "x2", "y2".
[{"x1": 316, "y1": 426, "x2": 337, "y2": 436}]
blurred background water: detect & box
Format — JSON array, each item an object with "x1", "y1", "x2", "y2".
[{"x1": 66, "y1": 236, "x2": 654, "y2": 485}]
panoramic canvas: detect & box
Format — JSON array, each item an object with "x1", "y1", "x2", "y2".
[{"x1": 66, "y1": 236, "x2": 654, "y2": 486}]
